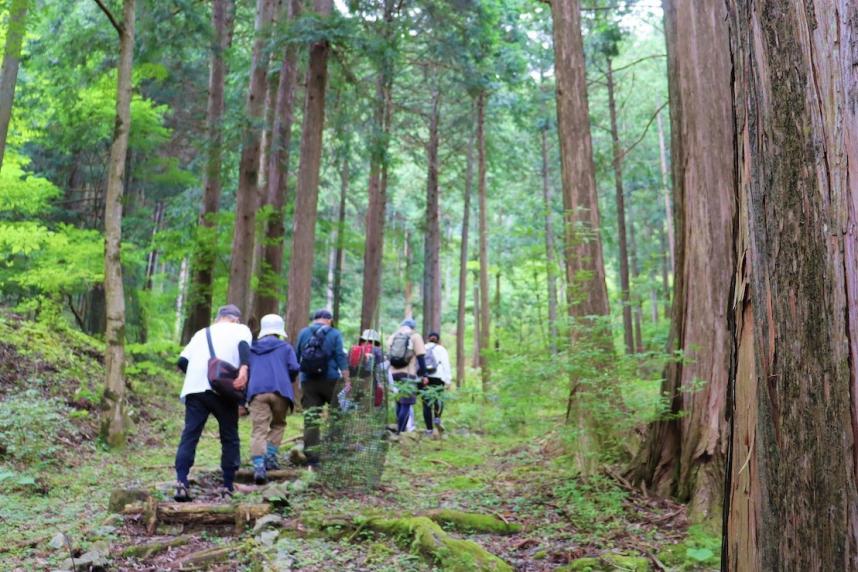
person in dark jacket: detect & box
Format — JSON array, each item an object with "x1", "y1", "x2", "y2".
[
  {"x1": 247, "y1": 314, "x2": 300, "y2": 484},
  {"x1": 295, "y1": 309, "x2": 350, "y2": 470}
]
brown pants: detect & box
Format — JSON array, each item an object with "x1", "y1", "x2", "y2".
[{"x1": 249, "y1": 392, "x2": 290, "y2": 457}]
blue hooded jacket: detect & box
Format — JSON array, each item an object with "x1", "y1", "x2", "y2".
[{"x1": 247, "y1": 336, "x2": 300, "y2": 404}]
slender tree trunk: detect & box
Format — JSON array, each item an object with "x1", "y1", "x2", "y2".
[
  {"x1": 256, "y1": 0, "x2": 301, "y2": 319},
  {"x1": 656, "y1": 110, "x2": 675, "y2": 273},
  {"x1": 183, "y1": 0, "x2": 235, "y2": 342},
  {"x1": 628, "y1": 203, "x2": 643, "y2": 352},
  {"x1": 144, "y1": 201, "x2": 165, "y2": 291},
  {"x1": 360, "y1": 1, "x2": 396, "y2": 331},
  {"x1": 332, "y1": 157, "x2": 348, "y2": 326},
  {"x1": 0, "y1": 0, "x2": 28, "y2": 172},
  {"x1": 455, "y1": 115, "x2": 475, "y2": 387},
  {"x1": 540, "y1": 128, "x2": 560, "y2": 353},
  {"x1": 471, "y1": 274, "x2": 480, "y2": 369},
  {"x1": 550, "y1": 0, "x2": 610, "y2": 327},
  {"x1": 606, "y1": 58, "x2": 634, "y2": 355},
  {"x1": 175, "y1": 256, "x2": 190, "y2": 341},
  {"x1": 284, "y1": 0, "x2": 334, "y2": 340},
  {"x1": 227, "y1": 0, "x2": 276, "y2": 316},
  {"x1": 476, "y1": 91, "x2": 491, "y2": 393},
  {"x1": 494, "y1": 271, "x2": 500, "y2": 350},
  {"x1": 423, "y1": 87, "x2": 442, "y2": 336},
  {"x1": 724, "y1": 2, "x2": 858, "y2": 567},
  {"x1": 101, "y1": 0, "x2": 135, "y2": 449},
  {"x1": 629, "y1": 0, "x2": 734, "y2": 524},
  {"x1": 403, "y1": 231, "x2": 413, "y2": 319}
]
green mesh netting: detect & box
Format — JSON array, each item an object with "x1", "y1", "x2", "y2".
[{"x1": 317, "y1": 358, "x2": 389, "y2": 490}]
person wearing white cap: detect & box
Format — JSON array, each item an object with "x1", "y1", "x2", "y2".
[{"x1": 246, "y1": 314, "x2": 300, "y2": 484}]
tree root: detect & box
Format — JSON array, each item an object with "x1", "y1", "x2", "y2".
[{"x1": 424, "y1": 509, "x2": 521, "y2": 535}]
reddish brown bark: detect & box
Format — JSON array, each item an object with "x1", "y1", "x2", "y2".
[
  {"x1": 629, "y1": 0, "x2": 734, "y2": 523},
  {"x1": 0, "y1": 0, "x2": 28, "y2": 171},
  {"x1": 255, "y1": 0, "x2": 301, "y2": 320},
  {"x1": 549, "y1": 0, "x2": 610, "y2": 324},
  {"x1": 423, "y1": 87, "x2": 442, "y2": 336},
  {"x1": 284, "y1": 0, "x2": 334, "y2": 340},
  {"x1": 226, "y1": 0, "x2": 276, "y2": 316},
  {"x1": 183, "y1": 0, "x2": 236, "y2": 342},
  {"x1": 724, "y1": 1, "x2": 858, "y2": 568}
]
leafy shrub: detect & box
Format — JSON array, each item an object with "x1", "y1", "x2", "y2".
[
  {"x1": 555, "y1": 475, "x2": 628, "y2": 534},
  {"x1": 0, "y1": 389, "x2": 74, "y2": 466}
]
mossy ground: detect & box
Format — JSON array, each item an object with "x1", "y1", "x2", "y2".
[{"x1": 0, "y1": 319, "x2": 719, "y2": 570}]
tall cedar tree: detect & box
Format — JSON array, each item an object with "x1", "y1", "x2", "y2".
[
  {"x1": 723, "y1": 1, "x2": 858, "y2": 568},
  {"x1": 285, "y1": 0, "x2": 334, "y2": 340},
  {"x1": 0, "y1": 0, "x2": 29, "y2": 171},
  {"x1": 476, "y1": 90, "x2": 491, "y2": 392},
  {"x1": 629, "y1": 0, "x2": 734, "y2": 523},
  {"x1": 360, "y1": 0, "x2": 397, "y2": 332},
  {"x1": 98, "y1": 0, "x2": 135, "y2": 448},
  {"x1": 422, "y1": 85, "x2": 442, "y2": 335},
  {"x1": 226, "y1": 0, "x2": 276, "y2": 316},
  {"x1": 549, "y1": 0, "x2": 610, "y2": 323},
  {"x1": 255, "y1": 0, "x2": 302, "y2": 320},
  {"x1": 455, "y1": 113, "x2": 475, "y2": 386},
  {"x1": 183, "y1": 0, "x2": 236, "y2": 342}
]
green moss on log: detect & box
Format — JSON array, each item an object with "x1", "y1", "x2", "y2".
[{"x1": 425, "y1": 509, "x2": 521, "y2": 535}]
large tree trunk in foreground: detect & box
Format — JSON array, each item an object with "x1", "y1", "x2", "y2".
[
  {"x1": 629, "y1": 0, "x2": 734, "y2": 524},
  {"x1": 423, "y1": 87, "x2": 442, "y2": 336},
  {"x1": 606, "y1": 58, "x2": 634, "y2": 354},
  {"x1": 723, "y1": 2, "x2": 858, "y2": 568},
  {"x1": 0, "y1": 0, "x2": 28, "y2": 172},
  {"x1": 255, "y1": 0, "x2": 301, "y2": 320},
  {"x1": 550, "y1": 0, "x2": 610, "y2": 326},
  {"x1": 455, "y1": 115, "x2": 475, "y2": 387},
  {"x1": 101, "y1": 0, "x2": 135, "y2": 448},
  {"x1": 476, "y1": 91, "x2": 491, "y2": 394},
  {"x1": 183, "y1": 0, "x2": 235, "y2": 342},
  {"x1": 226, "y1": 0, "x2": 276, "y2": 316},
  {"x1": 284, "y1": 0, "x2": 334, "y2": 340}
]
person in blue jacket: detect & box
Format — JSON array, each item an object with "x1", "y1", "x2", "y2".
[{"x1": 247, "y1": 314, "x2": 300, "y2": 484}]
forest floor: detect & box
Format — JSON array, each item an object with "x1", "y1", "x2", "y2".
[{"x1": 0, "y1": 317, "x2": 720, "y2": 571}]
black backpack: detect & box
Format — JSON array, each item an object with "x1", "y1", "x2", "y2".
[
  {"x1": 300, "y1": 326, "x2": 330, "y2": 379},
  {"x1": 388, "y1": 331, "x2": 414, "y2": 368}
]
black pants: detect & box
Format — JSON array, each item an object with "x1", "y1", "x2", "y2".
[
  {"x1": 302, "y1": 378, "x2": 337, "y2": 465},
  {"x1": 175, "y1": 391, "x2": 239, "y2": 488},
  {"x1": 420, "y1": 378, "x2": 446, "y2": 430}
]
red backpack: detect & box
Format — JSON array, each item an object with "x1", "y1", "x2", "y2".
[{"x1": 348, "y1": 342, "x2": 375, "y2": 376}]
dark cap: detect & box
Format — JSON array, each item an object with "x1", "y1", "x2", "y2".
[
  {"x1": 313, "y1": 309, "x2": 333, "y2": 320},
  {"x1": 216, "y1": 304, "x2": 242, "y2": 319},
  {"x1": 428, "y1": 331, "x2": 440, "y2": 341}
]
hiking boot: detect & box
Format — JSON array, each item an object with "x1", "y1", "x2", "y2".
[
  {"x1": 264, "y1": 454, "x2": 281, "y2": 471},
  {"x1": 254, "y1": 466, "x2": 267, "y2": 485},
  {"x1": 174, "y1": 481, "x2": 192, "y2": 502}
]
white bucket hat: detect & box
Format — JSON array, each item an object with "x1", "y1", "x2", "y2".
[{"x1": 258, "y1": 314, "x2": 287, "y2": 339}]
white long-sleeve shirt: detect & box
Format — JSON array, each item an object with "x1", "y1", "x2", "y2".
[{"x1": 425, "y1": 342, "x2": 452, "y2": 386}]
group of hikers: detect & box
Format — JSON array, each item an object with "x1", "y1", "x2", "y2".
[{"x1": 172, "y1": 304, "x2": 452, "y2": 501}]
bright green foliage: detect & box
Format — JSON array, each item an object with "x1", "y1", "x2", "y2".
[{"x1": 0, "y1": 152, "x2": 60, "y2": 216}]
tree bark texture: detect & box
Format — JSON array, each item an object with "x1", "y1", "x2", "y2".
[
  {"x1": 332, "y1": 157, "x2": 348, "y2": 326},
  {"x1": 540, "y1": 127, "x2": 560, "y2": 354},
  {"x1": 471, "y1": 274, "x2": 480, "y2": 369},
  {"x1": 285, "y1": 0, "x2": 334, "y2": 340},
  {"x1": 629, "y1": 0, "x2": 734, "y2": 524},
  {"x1": 723, "y1": 1, "x2": 858, "y2": 569},
  {"x1": 226, "y1": 0, "x2": 276, "y2": 316},
  {"x1": 101, "y1": 0, "x2": 135, "y2": 448},
  {"x1": 456, "y1": 116, "x2": 475, "y2": 387},
  {"x1": 423, "y1": 87, "x2": 442, "y2": 336},
  {"x1": 183, "y1": 0, "x2": 235, "y2": 342},
  {"x1": 628, "y1": 203, "x2": 643, "y2": 353},
  {"x1": 360, "y1": 2, "x2": 396, "y2": 332},
  {"x1": 550, "y1": 0, "x2": 610, "y2": 324},
  {"x1": 476, "y1": 91, "x2": 491, "y2": 393},
  {"x1": 0, "y1": 0, "x2": 28, "y2": 172},
  {"x1": 606, "y1": 58, "x2": 634, "y2": 355},
  {"x1": 256, "y1": 0, "x2": 301, "y2": 320}
]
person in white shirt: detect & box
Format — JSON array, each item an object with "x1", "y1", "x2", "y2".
[
  {"x1": 173, "y1": 304, "x2": 252, "y2": 501},
  {"x1": 420, "y1": 331, "x2": 451, "y2": 437}
]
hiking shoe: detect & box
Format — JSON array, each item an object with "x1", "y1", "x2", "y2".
[
  {"x1": 264, "y1": 454, "x2": 281, "y2": 471},
  {"x1": 434, "y1": 418, "x2": 444, "y2": 434},
  {"x1": 424, "y1": 430, "x2": 434, "y2": 438},
  {"x1": 174, "y1": 481, "x2": 192, "y2": 502},
  {"x1": 254, "y1": 466, "x2": 267, "y2": 485}
]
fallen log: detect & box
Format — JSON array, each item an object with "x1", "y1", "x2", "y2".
[
  {"x1": 119, "y1": 535, "x2": 193, "y2": 559},
  {"x1": 233, "y1": 468, "x2": 302, "y2": 483},
  {"x1": 176, "y1": 543, "x2": 243, "y2": 569},
  {"x1": 124, "y1": 501, "x2": 271, "y2": 535},
  {"x1": 424, "y1": 509, "x2": 521, "y2": 535}
]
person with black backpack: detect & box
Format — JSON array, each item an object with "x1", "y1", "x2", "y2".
[
  {"x1": 421, "y1": 332, "x2": 451, "y2": 438},
  {"x1": 387, "y1": 318, "x2": 427, "y2": 435},
  {"x1": 295, "y1": 309, "x2": 350, "y2": 470}
]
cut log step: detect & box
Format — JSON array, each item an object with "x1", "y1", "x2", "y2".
[{"x1": 124, "y1": 502, "x2": 271, "y2": 535}]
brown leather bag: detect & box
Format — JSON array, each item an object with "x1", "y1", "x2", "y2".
[{"x1": 205, "y1": 327, "x2": 246, "y2": 403}]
